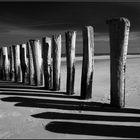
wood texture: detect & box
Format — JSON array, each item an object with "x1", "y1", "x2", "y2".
[
  {"x1": 2, "y1": 47, "x2": 9, "y2": 80},
  {"x1": 29, "y1": 40, "x2": 44, "y2": 86},
  {"x1": 20, "y1": 43, "x2": 30, "y2": 84},
  {"x1": 107, "y1": 17, "x2": 130, "y2": 108},
  {"x1": 0, "y1": 48, "x2": 3, "y2": 80},
  {"x1": 42, "y1": 37, "x2": 53, "y2": 89},
  {"x1": 9, "y1": 46, "x2": 15, "y2": 82},
  {"x1": 27, "y1": 42, "x2": 36, "y2": 85},
  {"x1": 14, "y1": 45, "x2": 22, "y2": 82},
  {"x1": 65, "y1": 31, "x2": 76, "y2": 95},
  {"x1": 52, "y1": 35, "x2": 62, "y2": 90},
  {"x1": 2, "y1": 47, "x2": 10, "y2": 81},
  {"x1": 81, "y1": 26, "x2": 94, "y2": 99}
]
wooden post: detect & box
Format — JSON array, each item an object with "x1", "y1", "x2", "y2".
[
  {"x1": 42, "y1": 37, "x2": 53, "y2": 89},
  {"x1": 27, "y1": 42, "x2": 36, "y2": 85},
  {"x1": 52, "y1": 35, "x2": 62, "y2": 90},
  {"x1": 65, "y1": 31, "x2": 76, "y2": 95},
  {"x1": 14, "y1": 45, "x2": 22, "y2": 83},
  {"x1": 9, "y1": 46, "x2": 15, "y2": 82},
  {"x1": 12, "y1": 45, "x2": 16, "y2": 81},
  {"x1": 0, "y1": 48, "x2": 3, "y2": 80},
  {"x1": 29, "y1": 40, "x2": 44, "y2": 86},
  {"x1": 20, "y1": 43, "x2": 30, "y2": 84},
  {"x1": 107, "y1": 17, "x2": 130, "y2": 108},
  {"x1": 1, "y1": 47, "x2": 10, "y2": 81},
  {"x1": 1, "y1": 47, "x2": 5, "y2": 81},
  {"x1": 81, "y1": 26, "x2": 94, "y2": 99}
]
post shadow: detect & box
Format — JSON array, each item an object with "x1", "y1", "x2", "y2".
[
  {"x1": 45, "y1": 121, "x2": 140, "y2": 138},
  {"x1": 0, "y1": 87, "x2": 66, "y2": 94},
  {"x1": 0, "y1": 90, "x2": 79, "y2": 99},
  {"x1": 1, "y1": 96, "x2": 140, "y2": 114},
  {"x1": 32, "y1": 111, "x2": 140, "y2": 122}
]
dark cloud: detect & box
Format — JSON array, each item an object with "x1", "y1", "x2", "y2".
[
  {"x1": 0, "y1": 2, "x2": 139, "y2": 31},
  {"x1": 0, "y1": 2, "x2": 139, "y2": 54}
]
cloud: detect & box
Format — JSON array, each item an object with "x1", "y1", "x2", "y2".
[
  {"x1": 0, "y1": 2, "x2": 140, "y2": 32},
  {"x1": 0, "y1": 2, "x2": 139, "y2": 54}
]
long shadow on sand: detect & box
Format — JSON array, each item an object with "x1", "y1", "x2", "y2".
[
  {"x1": 45, "y1": 121, "x2": 140, "y2": 138},
  {"x1": 1, "y1": 95, "x2": 140, "y2": 138},
  {"x1": 0, "y1": 81, "x2": 44, "y2": 89},
  {"x1": 0, "y1": 90, "x2": 79, "y2": 99},
  {"x1": 32, "y1": 111, "x2": 140, "y2": 122},
  {"x1": 1, "y1": 96, "x2": 140, "y2": 114},
  {"x1": 0, "y1": 81, "x2": 68, "y2": 91}
]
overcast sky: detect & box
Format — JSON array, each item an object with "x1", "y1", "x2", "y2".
[{"x1": 0, "y1": 2, "x2": 140, "y2": 54}]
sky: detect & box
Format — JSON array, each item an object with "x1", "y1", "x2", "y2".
[{"x1": 0, "y1": 2, "x2": 140, "y2": 55}]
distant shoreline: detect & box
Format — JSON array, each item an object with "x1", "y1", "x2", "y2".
[
  {"x1": 61, "y1": 53, "x2": 140, "y2": 57},
  {"x1": 61, "y1": 54, "x2": 140, "y2": 61}
]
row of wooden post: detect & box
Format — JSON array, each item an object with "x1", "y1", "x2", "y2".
[{"x1": 0, "y1": 17, "x2": 130, "y2": 108}]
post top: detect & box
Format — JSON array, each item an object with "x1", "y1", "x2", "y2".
[
  {"x1": 106, "y1": 17, "x2": 130, "y2": 27},
  {"x1": 52, "y1": 34, "x2": 62, "y2": 41},
  {"x1": 43, "y1": 36, "x2": 51, "y2": 39},
  {"x1": 83, "y1": 26, "x2": 94, "y2": 33},
  {"x1": 16, "y1": 44, "x2": 20, "y2": 47},
  {"x1": 52, "y1": 34, "x2": 61, "y2": 37},
  {"x1": 84, "y1": 26, "x2": 94, "y2": 29},
  {"x1": 29, "y1": 39, "x2": 36, "y2": 42},
  {"x1": 21, "y1": 43, "x2": 26, "y2": 46},
  {"x1": 65, "y1": 30, "x2": 77, "y2": 34},
  {"x1": 43, "y1": 36, "x2": 51, "y2": 43}
]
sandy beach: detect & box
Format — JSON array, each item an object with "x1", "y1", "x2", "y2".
[{"x1": 0, "y1": 55, "x2": 140, "y2": 139}]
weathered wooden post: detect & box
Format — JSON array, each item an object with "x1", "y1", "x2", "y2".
[
  {"x1": 42, "y1": 37, "x2": 53, "y2": 89},
  {"x1": 0, "y1": 48, "x2": 3, "y2": 80},
  {"x1": 52, "y1": 35, "x2": 62, "y2": 90},
  {"x1": 1, "y1": 47, "x2": 5, "y2": 81},
  {"x1": 1, "y1": 47, "x2": 10, "y2": 81},
  {"x1": 27, "y1": 42, "x2": 36, "y2": 85},
  {"x1": 12, "y1": 45, "x2": 16, "y2": 81},
  {"x1": 14, "y1": 45, "x2": 22, "y2": 83},
  {"x1": 65, "y1": 31, "x2": 76, "y2": 95},
  {"x1": 81, "y1": 26, "x2": 94, "y2": 99},
  {"x1": 29, "y1": 40, "x2": 44, "y2": 86},
  {"x1": 9, "y1": 46, "x2": 15, "y2": 82},
  {"x1": 20, "y1": 43, "x2": 30, "y2": 84},
  {"x1": 107, "y1": 17, "x2": 130, "y2": 108}
]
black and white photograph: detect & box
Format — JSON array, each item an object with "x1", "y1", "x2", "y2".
[{"x1": 0, "y1": 0, "x2": 140, "y2": 139}]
